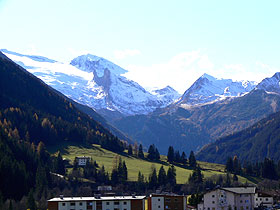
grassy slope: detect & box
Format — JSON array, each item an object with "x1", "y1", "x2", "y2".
[{"x1": 52, "y1": 143, "x2": 250, "y2": 184}]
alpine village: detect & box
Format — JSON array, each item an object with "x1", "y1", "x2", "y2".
[{"x1": 1, "y1": 2, "x2": 280, "y2": 210}]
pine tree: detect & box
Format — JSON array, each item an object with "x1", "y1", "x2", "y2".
[
  {"x1": 167, "y1": 146, "x2": 174, "y2": 163},
  {"x1": 225, "y1": 173, "x2": 231, "y2": 187},
  {"x1": 158, "y1": 166, "x2": 167, "y2": 186},
  {"x1": 188, "y1": 167, "x2": 203, "y2": 184},
  {"x1": 128, "y1": 145, "x2": 133, "y2": 155},
  {"x1": 233, "y1": 156, "x2": 241, "y2": 174},
  {"x1": 27, "y1": 190, "x2": 36, "y2": 210},
  {"x1": 54, "y1": 151, "x2": 65, "y2": 175},
  {"x1": 226, "y1": 157, "x2": 234, "y2": 173},
  {"x1": 111, "y1": 169, "x2": 119, "y2": 185},
  {"x1": 149, "y1": 166, "x2": 158, "y2": 189},
  {"x1": 181, "y1": 152, "x2": 186, "y2": 163},
  {"x1": 121, "y1": 161, "x2": 128, "y2": 182},
  {"x1": 138, "y1": 144, "x2": 144, "y2": 159},
  {"x1": 175, "y1": 150, "x2": 181, "y2": 163},
  {"x1": 167, "y1": 165, "x2": 176, "y2": 185},
  {"x1": 9, "y1": 200, "x2": 12, "y2": 210},
  {"x1": 147, "y1": 144, "x2": 156, "y2": 160},
  {"x1": 137, "y1": 171, "x2": 145, "y2": 192},
  {"x1": 155, "y1": 148, "x2": 160, "y2": 160},
  {"x1": 189, "y1": 151, "x2": 197, "y2": 168}
]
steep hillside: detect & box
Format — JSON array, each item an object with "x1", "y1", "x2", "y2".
[
  {"x1": 0, "y1": 52, "x2": 124, "y2": 151},
  {"x1": 196, "y1": 110, "x2": 280, "y2": 163},
  {"x1": 113, "y1": 89, "x2": 280, "y2": 154}
]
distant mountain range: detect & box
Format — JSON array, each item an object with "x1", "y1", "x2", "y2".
[
  {"x1": 1, "y1": 49, "x2": 179, "y2": 120},
  {"x1": 112, "y1": 73, "x2": 280, "y2": 154},
  {"x1": 3, "y1": 49, "x2": 280, "y2": 160}
]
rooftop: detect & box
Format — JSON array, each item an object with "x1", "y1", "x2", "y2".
[
  {"x1": 48, "y1": 196, "x2": 146, "y2": 202},
  {"x1": 222, "y1": 187, "x2": 256, "y2": 194}
]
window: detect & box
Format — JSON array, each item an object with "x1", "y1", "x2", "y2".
[
  {"x1": 80, "y1": 202, "x2": 83, "y2": 206},
  {"x1": 70, "y1": 202, "x2": 75, "y2": 206},
  {"x1": 256, "y1": 198, "x2": 258, "y2": 201},
  {"x1": 158, "y1": 206, "x2": 161, "y2": 208},
  {"x1": 124, "y1": 201, "x2": 127, "y2": 205},
  {"x1": 106, "y1": 202, "x2": 110, "y2": 205},
  {"x1": 208, "y1": 208, "x2": 210, "y2": 210},
  {"x1": 260, "y1": 198, "x2": 262, "y2": 201},
  {"x1": 221, "y1": 195, "x2": 224, "y2": 197},
  {"x1": 114, "y1": 201, "x2": 120, "y2": 205},
  {"x1": 166, "y1": 198, "x2": 171, "y2": 202},
  {"x1": 62, "y1": 203, "x2": 66, "y2": 206},
  {"x1": 212, "y1": 195, "x2": 215, "y2": 198},
  {"x1": 158, "y1": 198, "x2": 160, "y2": 201},
  {"x1": 212, "y1": 201, "x2": 215, "y2": 204},
  {"x1": 266, "y1": 198, "x2": 268, "y2": 201},
  {"x1": 246, "y1": 207, "x2": 249, "y2": 209},
  {"x1": 240, "y1": 200, "x2": 243, "y2": 203}
]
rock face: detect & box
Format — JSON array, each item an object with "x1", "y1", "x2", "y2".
[
  {"x1": 1, "y1": 50, "x2": 180, "y2": 118},
  {"x1": 176, "y1": 73, "x2": 257, "y2": 106},
  {"x1": 256, "y1": 72, "x2": 280, "y2": 93}
]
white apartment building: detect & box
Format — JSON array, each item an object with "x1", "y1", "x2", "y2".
[
  {"x1": 197, "y1": 187, "x2": 256, "y2": 210},
  {"x1": 48, "y1": 195, "x2": 146, "y2": 210}
]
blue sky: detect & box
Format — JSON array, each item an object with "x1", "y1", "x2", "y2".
[{"x1": 0, "y1": 0, "x2": 280, "y2": 93}]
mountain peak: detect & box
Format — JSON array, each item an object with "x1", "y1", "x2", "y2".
[
  {"x1": 177, "y1": 74, "x2": 257, "y2": 106},
  {"x1": 201, "y1": 73, "x2": 216, "y2": 81},
  {"x1": 70, "y1": 54, "x2": 127, "y2": 77},
  {"x1": 256, "y1": 72, "x2": 280, "y2": 93}
]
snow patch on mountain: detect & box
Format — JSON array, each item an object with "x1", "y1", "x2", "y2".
[
  {"x1": 2, "y1": 50, "x2": 179, "y2": 116},
  {"x1": 177, "y1": 73, "x2": 257, "y2": 106},
  {"x1": 256, "y1": 72, "x2": 280, "y2": 94},
  {"x1": 150, "y1": 86, "x2": 181, "y2": 105}
]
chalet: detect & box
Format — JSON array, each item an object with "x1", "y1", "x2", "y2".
[{"x1": 75, "y1": 156, "x2": 91, "y2": 166}]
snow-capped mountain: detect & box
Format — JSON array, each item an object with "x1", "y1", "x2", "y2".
[
  {"x1": 256, "y1": 72, "x2": 280, "y2": 93},
  {"x1": 177, "y1": 73, "x2": 257, "y2": 106},
  {"x1": 149, "y1": 86, "x2": 180, "y2": 105},
  {"x1": 1, "y1": 49, "x2": 178, "y2": 116}
]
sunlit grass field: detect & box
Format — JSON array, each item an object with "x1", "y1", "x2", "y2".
[{"x1": 50, "y1": 143, "x2": 252, "y2": 184}]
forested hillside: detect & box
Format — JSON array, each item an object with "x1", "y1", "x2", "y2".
[
  {"x1": 197, "y1": 110, "x2": 280, "y2": 163},
  {"x1": 0, "y1": 53, "x2": 124, "y2": 152}
]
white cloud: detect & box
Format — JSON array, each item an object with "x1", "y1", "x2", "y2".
[
  {"x1": 114, "y1": 49, "x2": 141, "y2": 60},
  {"x1": 123, "y1": 51, "x2": 279, "y2": 94},
  {"x1": 123, "y1": 50, "x2": 214, "y2": 93}
]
